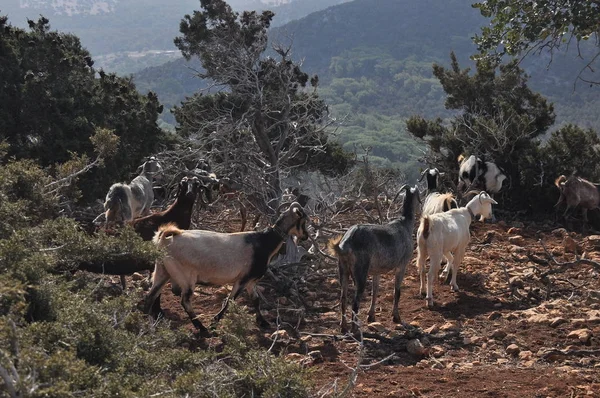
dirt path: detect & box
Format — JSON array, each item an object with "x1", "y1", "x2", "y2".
[{"x1": 125, "y1": 212, "x2": 600, "y2": 397}]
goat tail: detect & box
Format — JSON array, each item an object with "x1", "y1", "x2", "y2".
[
  {"x1": 419, "y1": 216, "x2": 431, "y2": 240},
  {"x1": 153, "y1": 223, "x2": 183, "y2": 247},
  {"x1": 554, "y1": 175, "x2": 567, "y2": 189},
  {"x1": 327, "y1": 235, "x2": 343, "y2": 256}
]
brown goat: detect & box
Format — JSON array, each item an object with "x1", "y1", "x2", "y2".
[
  {"x1": 130, "y1": 176, "x2": 204, "y2": 241},
  {"x1": 77, "y1": 177, "x2": 203, "y2": 315},
  {"x1": 555, "y1": 175, "x2": 600, "y2": 224}
]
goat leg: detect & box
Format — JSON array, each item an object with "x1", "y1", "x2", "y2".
[
  {"x1": 392, "y1": 266, "x2": 408, "y2": 323},
  {"x1": 339, "y1": 263, "x2": 349, "y2": 333},
  {"x1": 181, "y1": 288, "x2": 208, "y2": 333},
  {"x1": 214, "y1": 280, "x2": 242, "y2": 322},
  {"x1": 246, "y1": 281, "x2": 269, "y2": 328},
  {"x1": 367, "y1": 275, "x2": 380, "y2": 323}
]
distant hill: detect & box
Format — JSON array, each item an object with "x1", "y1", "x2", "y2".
[
  {"x1": 131, "y1": 0, "x2": 599, "y2": 176},
  {"x1": 1, "y1": 0, "x2": 350, "y2": 74}
]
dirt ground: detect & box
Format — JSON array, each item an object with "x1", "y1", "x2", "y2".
[{"x1": 120, "y1": 206, "x2": 600, "y2": 397}]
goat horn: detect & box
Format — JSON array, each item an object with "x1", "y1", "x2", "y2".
[
  {"x1": 277, "y1": 201, "x2": 293, "y2": 214},
  {"x1": 392, "y1": 184, "x2": 410, "y2": 203},
  {"x1": 418, "y1": 168, "x2": 429, "y2": 182}
]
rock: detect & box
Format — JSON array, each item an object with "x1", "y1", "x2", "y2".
[
  {"x1": 488, "y1": 311, "x2": 502, "y2": 320},
  {"x1": 527, "y1": 313, "x2": 551, "y2": 324},
  {"x1": 522, "y1": 360, "x2": 536, "y2": 367},
  {"x1": 507, "y1": 227, "x2": 522, "y2": 235},
  {"x1": 131, "y1": 272, "x2": 145, "y2": 281},
  {"x1": 550, "y1": 317, "x2": 567, "y2": 328},
  {"x1": 463, "y1": 337, "x2": 472, "y2": 345},
  {"x1": 497, "y1": 358, "x2": 509, "y2": 365},
  {"x1": 271, "y1": 330, "x2": 289, "y2": 340},
  {"x1": 506, "y1": 344, "x2": 520, "y2": 356},
  {"x1": 509, "y1": 245, "x2": 527, "y2": 254},
  {"x1": 552, "y1": 228, "x2": 567, "y2": 238},
  {"x1": 424, "y1": 324, "x2": 439, "y2": 334},
  {"x1": 430, "y1": 345, "x2": 445, "y2": 358},
  {"x1": 490, "y1": 329, "x2": 507, "y2": 339},
  {"x1": 567, "y1": 329, "x2": 593, "y2": 344},
  {"x1": 300, "y1": 335, "x2": 312, "y2": 343},
  {"x1": 482, "y1": 230, "x2": 496, "y2": 244},
  {"x1": 406, "y1": 339, "x2": 427, "y2": 357},
  {"x1": 494, "y1": 302, "x2": 503, "y2": 309},
  {"x1": 509, "y1": 276, "x2": 524, "y2": 289},
  {"x1": 307, "y1": 350, "x2": 323, "y2": 363},
  {"x1": 367, "y1": 322, "x2": 387, "y2": 333},
  {"x1": 584, "y1": 235, "x2": 600, "y2": 251},
  {"x1": 508, "y1": 235, "x2": 525, "y2": 246},
  {"x1": 286, "y1": 353, "x2": 304, "y2": 361},
  {"x1": 440, "y1": 322, "x2": 460, "y2": 332},
  {"x1": 563, "y1": 236, "x2": 580, "y2": 254},
  {"x1": 587, "y1": 290, "x2": 600, "y2": 303},
  {"x1": 571, "y1": 319, "x2": 587, "y2": 328},
  {"x1": 277, "y1": 296, "x2": 289, "y2": 306},
  {"x1": 518, "y1": 350, "x2": 533, "y2": 360}
]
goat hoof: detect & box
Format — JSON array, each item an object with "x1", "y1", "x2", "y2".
[
  {"x1": 392, "y1": 315, "x2": 401, "y2": 324},
  {"x1": 367, "y1": 315, "x2": 376, "y2": 323},
  {"x1": 426, "y1": 299, "x2": 434, "y2": 309},
  {"x1": 450, "y1": 285, "x2": 460, "y2": 293}
]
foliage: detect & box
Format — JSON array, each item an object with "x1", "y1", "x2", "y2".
[
  {"x1": 0, "y1": 15, "x2": 166, "y2": 201},
  {"x1": 473, "y1": 0, "x2": 600, "y2": 86},
  {"x1": 406, "y1": 52, "x2": 556, "y2": 209},
  {"x1": 173, "y1": 0, "x2": 352, "y2": 216},
  {"x1": 0, "y1": 151, "x2": 311, "y2": 397}
]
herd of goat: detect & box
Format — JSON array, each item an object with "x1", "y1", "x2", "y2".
[{"x1": 89, "y1": 154, "x2": 600, "y2": 335}]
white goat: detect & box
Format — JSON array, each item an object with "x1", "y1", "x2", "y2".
[
  {"x1": 421, "y1": 192, "x2": 458, "y2": 216},
  {"x1": 144, "y1": 202, "x2": 309, "y2": 333},
  {"x1": 104, "y1": 157, "x2": 163, "y2": 226},
  {"x1": 458, "y1": 155, "x2": 506, "y2": 194},
  {"x1": 416, "y1": 192, "x2": 497, "y2": 308}
]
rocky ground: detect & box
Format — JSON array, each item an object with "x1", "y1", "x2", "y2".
[{"x1": 120, "y1": 206, "x2": 600, "y2": 397}]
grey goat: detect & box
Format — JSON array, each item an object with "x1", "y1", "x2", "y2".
[{"x1": 328, "y1": 184, "x2": 420, "y2": 332}]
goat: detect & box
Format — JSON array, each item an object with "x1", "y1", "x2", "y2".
[
  {"x1": 130, "y1": 176, "x2": 203, "y2": 241},
  {"x1": 419, "y1": 167, "x2": 444, "y2": 194},
  {"x1": 143, "y1": 202, "x2": 310, "y2": 333},
  {"x1": 328, "y1": 185, "x2": 420, "y2": 333},
  {"x1": 80, "y1": 177, "x2": 203, "y2": 304},
  {"x1": 458, "y1": 155, "x2": 506, "y2": 194},
  {"x1": 104, "y1": 157, "x2": 163, "y2": 226},
  {"x1": 554, "y1": 174, "x2": 600, "y2": 224},
  {"x1": 421, "y1": 192, "x2": 458, "y2": 216},
  {"x1": 416, "y1": 191, "x2": 497, "y2": 308}
]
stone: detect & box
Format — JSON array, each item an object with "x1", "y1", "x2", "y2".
[
  {"x1": 490, "y1": 329, "x2": 507, "y2": 339},
  {"x1": 406, "y1": 339, "x2": 427, "y2": 357},
  {"x1": 307, "y1": 350, "x2": 323, "y2": 363},
  {"x1": 300, "y1": 335, "x2": 312, "y2": 343},
  {"x1": 507, "y1": 227, "x2": 522, "y2": 235},
  {"x1": 368, "y1": 322, "x2": 387, "y2": 333},
  {"x1": 131, "y1": 272, "x2": 145, "y2": 281},
  {"x1": 509, "y1": 277, "x2": 524, "y2": 289},
  {"x1": 518, "y1": 350, "x2": 533, "y2": 360},
  {"x1": 271, "y1": 330, "x2": 290, "y2": 340},
  {"x1": 488, "y1": 311, "x2": 502, "y2": 320},
  {"x1": 552, "y1": 228, "x2": 567, "y2": 238},
  {"x1": 286, "y1": 353, "x2": 304, "y2": 361},
  {"x1": 527, "y1": 313, "x2": 551, "y2": 324},
  {"x1": 571, "y1": 319, "x2": 587, "y2": 328},
  {"x1": 550, "y1": 317, "x2": 567, "y2": 328},
  {"x1": 424, "y1": 324, "x2": 439, "y2": 334},
  {"x1": 506, "y1": 344, "x2": 520, "y2": 356},
  {"x1": 440, "y1": 321, "x2": 460, "y2": 332},
  {"x1": 508, "y1": 236, "x2": 525, "y2": 246},
  {"x1": 430, "y1": 345, "x2": 445, "y2": 358},
  {"x1": 567, "y1": 329, "x2": 593, "y2": 344},
  {"x1": 563, "y1": 236, "x2": 580, "y2": 254}
]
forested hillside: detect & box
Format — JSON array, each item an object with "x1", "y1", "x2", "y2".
[
  {"x1": 132, "y1": 0, "x2": 599, "y2": 175},
  {"x1": 1, "y1": 0, "x2": 349, "y2": 74}
]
